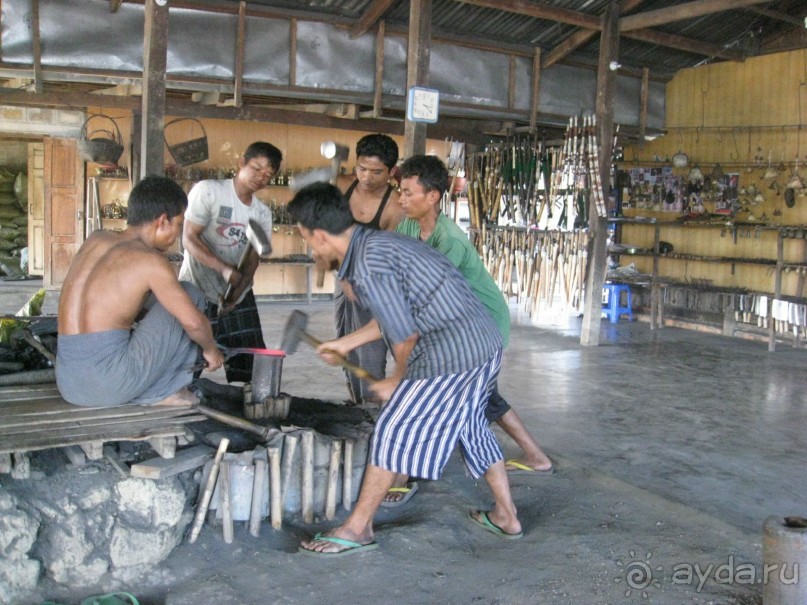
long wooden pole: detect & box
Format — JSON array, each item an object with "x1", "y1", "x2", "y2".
[{"x1": 188, "y1": 438, "x2": 229, "y2": 544}]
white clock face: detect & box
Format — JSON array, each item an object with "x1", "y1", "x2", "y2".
[{"x1": 408, "y1": 87, "x2": 439, "y2": 123}]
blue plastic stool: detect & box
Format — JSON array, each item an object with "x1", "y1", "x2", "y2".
[{"x1": 602, "y1": 283, "x2": 633, "y2": 323}]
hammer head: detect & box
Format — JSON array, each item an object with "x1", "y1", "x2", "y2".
[
  {"x1": 280, "y1": 310, "x2": 309, "y2": 355},
  {"x1": 246, "y1": 219, "x2": 272, "y2": 257}
]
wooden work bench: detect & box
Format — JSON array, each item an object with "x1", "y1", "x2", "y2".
[{"x1": 0, "y1": 383, "x2": 206, "y2": 479}]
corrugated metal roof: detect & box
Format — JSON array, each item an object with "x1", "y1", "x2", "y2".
[{"x1": 234, "y1": 0, "x2": 806, "y2": 79}]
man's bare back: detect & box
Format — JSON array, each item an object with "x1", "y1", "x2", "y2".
[{"x1": 59, "y1": 230, "x2": 151, "y2": 334}]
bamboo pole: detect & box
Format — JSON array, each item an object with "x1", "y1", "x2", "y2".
[
  {"x1": 249, "y1": 457, "x2": 267, "y2": 537},
  {"x1": 280, "y1": 434, "x2": 299, "y2": 509},
  {"x1": 301, "y1": 431, "x2": 314, "y2": 524},
  {"x1": 268, "y1": 447, "x2": 282, "y2": 529},
  {"x1": 219, "y1": 460, "x2": 233, "y2": 544},
  {"x1": 325, "y1": 439, "x2": 343, "y2": 521},
  {"x1": 188, "y1": 437, "x2": 229, "y2": 544},
  {"x1": 342, "y1": 439, "x2": 354, "y2": 511}
]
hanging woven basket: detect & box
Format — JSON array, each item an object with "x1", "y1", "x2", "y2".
[
  {"x1": 164, "y1": 118, "x2": 209, "y2": 166},
  {"x1": 77, "y1": 114, "x2": 124, "y2": 165}
]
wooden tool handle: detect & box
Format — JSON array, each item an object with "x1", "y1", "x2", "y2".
[
  {"x1": 222, "y1": 243, "x2": 252, "y2": 306},
  {"x1": 300, "y1": 331, "x2": 377, "y2": 383}
]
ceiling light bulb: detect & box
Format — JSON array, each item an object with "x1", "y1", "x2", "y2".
[{"x1": 609, "y1": 60, "x2": 621, "y2": 71}]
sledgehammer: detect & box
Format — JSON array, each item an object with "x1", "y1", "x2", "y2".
[
  {"x1": 280, "y1": 310, "x2": 377, "y2": 383},
  {"x1": 220, "y1": 219, "x2": 272, "y2": 311}
]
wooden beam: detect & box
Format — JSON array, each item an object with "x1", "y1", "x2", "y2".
[
  {"x1": 542, "y1": 0, "x2": 648, "y2": 68},
  {"x1": 619, "y1": 0, "x2": 772, "y2": 32},
  {"x1": 624, "y1": 28, "x2": 745, "y2": 61},
  {"x1": 31, "y1": 0, "x2": 43, "y2": 94},
  {"x1": 372, "y1": 20, "x2": 386, "y2": 118},
  {"x1": 639, "y1": 66, "x2": 649, "y2": 142},
  {"x1": 234, "y1": 1, "x2": 246, "y2": 107},
  {"x1": 507, "y1": 55, "x2": 516, "y2": 109},
  {"x1": 747, "y1": 6, "x2": 805, "y2": 27},
  {"x1": 455, "y1": 0, "x2": 600, "y2": 30},
  {"x1": 141, "y1": 0, "x2": 169, "y2": 180},
  {"x1": 529, "y1": 47, "x2": 541, "y2": 132},
  {"x1": 350, "y1": 0, "x2": 397, "y2": 39},
  {"x1": 404, "y1": 0, "x2": 432, "y2": 158},
  {"x1": 581, "y1": 0, "x2": 620, "y2": 348},
  {"x1": 289, "y1": 19, "x2": 297, "y2": 87}
]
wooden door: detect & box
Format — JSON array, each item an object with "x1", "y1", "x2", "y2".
[
  {"x1": 43, "y1": 137, "x2": 84, "y2": 289},
  {"x1": 27, "y1": 142, "x2": 45, "y2": 276}
]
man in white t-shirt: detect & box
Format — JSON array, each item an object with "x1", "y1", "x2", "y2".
[{"x1": 179, "y1": 141, "x2": 282, "y2": 383}]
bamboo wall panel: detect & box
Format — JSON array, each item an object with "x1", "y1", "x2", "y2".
[{"x1": 621, "y1": 49, "x2": 807, "y2": 297}]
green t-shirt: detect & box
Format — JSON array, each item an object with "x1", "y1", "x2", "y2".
[{"x1": 397, "y1": 214, "x2": 510, "y2": 347}]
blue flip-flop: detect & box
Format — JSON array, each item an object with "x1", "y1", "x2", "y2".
[
  {"x1": 468, "y1": 511, "x2": 524, "y2": 540},
  {"x1": 298, "y1": 532, "x2": 379, "y2": 557}
]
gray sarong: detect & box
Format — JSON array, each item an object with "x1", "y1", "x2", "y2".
[{"x1": 55, "y1": 282, "x2": 204, "y2": 407}]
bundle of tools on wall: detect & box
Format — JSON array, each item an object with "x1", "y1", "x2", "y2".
[
  {"x1": 465, "y1": 114, "x2": 608, "y2": 234},
  {"x1": 477, "y1": 226, "x2": 590, "y2": 315}
]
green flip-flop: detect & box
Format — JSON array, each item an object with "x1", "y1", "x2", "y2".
[
  {"x1": 468, "y1": 511, "x2": 524, "y2": 540},
  {"x1": 298, "y1": 532, "x2": 379, "y2": 558}
]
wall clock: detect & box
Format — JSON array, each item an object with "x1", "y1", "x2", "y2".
[{"x1": 406, "y1": 86, "x2": 440, "y2": 124}]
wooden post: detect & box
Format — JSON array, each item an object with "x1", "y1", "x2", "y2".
[
  {"x1": 403, "y1": 0, "x2": 432, "y2": 158},
  {"x1": 219, "y1": 460, "x2": 233, "y2": 544},
  {"x1": 301, "y1": 431, "x2": 314, "y2": 524},
  {"x1": 268, "y1": 447, "x2": 282, "y2": 530},
  {"x1": 580, "y1": 0, "x2": 619, "y2": 347},
  {"x1": 325, "y1": 439, "x2": 343, "y2": 521},
  {"x1": 529, "y1": 47, "x2": 541, "y2": 133},
  {"x1": 342, "y1": 440, "x2": 354, "y2": 511},
  {"x1": 639, "y1": 67, "x2": 650, "y2": 143},
  {"x1": 188, "y1": 438, "x2": 229, "y2": 544},
  {"x1": 141, "y1": 0, "x2": 168, "y2": 179},
  {"x1": 249, "y1": 457, "x2": 267, "y2": 538}
]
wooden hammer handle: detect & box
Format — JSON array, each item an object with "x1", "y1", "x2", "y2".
[{"x1": 300, "y1": 331, "x2": 377, "y2": 384}]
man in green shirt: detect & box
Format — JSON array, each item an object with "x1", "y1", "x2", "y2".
[{"x1": 385, "y1": 154, "x2": 553, "y2": 505}]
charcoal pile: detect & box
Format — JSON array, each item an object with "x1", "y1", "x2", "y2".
[{"x1": 0, "y1": 167, "x2": 28, "y2": 277}]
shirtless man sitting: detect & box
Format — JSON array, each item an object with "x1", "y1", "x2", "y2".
[{"x1": 56, "y1": 176, "x2": 224, "y2": 407}]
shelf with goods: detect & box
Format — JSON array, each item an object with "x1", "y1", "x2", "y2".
[{"x1": 610, "y1": 215, "x2": 807, "y2": 349}]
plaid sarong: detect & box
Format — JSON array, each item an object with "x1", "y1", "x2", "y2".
[{"x1": 204, "y1": 290, "x2": 265, "y2": 383}]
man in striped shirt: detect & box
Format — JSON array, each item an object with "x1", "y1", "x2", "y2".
[{"x1": 288, "y1": 182, "x2": 523, "y2": 556}]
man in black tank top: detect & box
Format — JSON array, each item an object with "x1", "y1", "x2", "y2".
[{"x1": 335, "y1": 134, "x2": 402, "y2": 404}]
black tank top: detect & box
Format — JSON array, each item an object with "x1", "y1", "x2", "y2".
[{"x1": 344, "y1": 180, "x2": 395, "y2": 229}]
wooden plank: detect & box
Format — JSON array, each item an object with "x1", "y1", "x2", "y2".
[
  {"x1": 0, "y1": 384, "x2": 61, "y2": 400},
  {"x1": 0, "y1": 419, "x2": 205, "y2": 454},
  {"x1": 130, "y1": 445, "x2": 214, "y2": 480},
  {"x1": 0, "y1": 406, "x2": 200, "y2": 433},
  {"x1": 1, "y1": 413, "x2": 206, "y2": 440}
]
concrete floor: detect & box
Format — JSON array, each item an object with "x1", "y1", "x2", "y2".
[{"x1": 3, "y1": 278, "x2": 806, "y2": 605}]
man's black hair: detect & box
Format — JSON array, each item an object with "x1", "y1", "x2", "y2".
[
  {"x1": 399, "y1": 155, "x2": 449, "y2": 197},
  {"x1": 244, "y1": 141, "x2": 283, "y2": 172},
  {"x1": 287, "y1": 182, "x2": 355, "y2": 235},
  {"x1": 356, "y1": 134, "x2": 399, "y2": 169},
  {"x1": 126, "y1": 175, "x2": 188, "y2": 226}
]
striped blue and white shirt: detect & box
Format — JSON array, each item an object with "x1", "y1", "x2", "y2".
[{"x1": 338, "y1": 226, "x2": 502, "y2": 380}]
